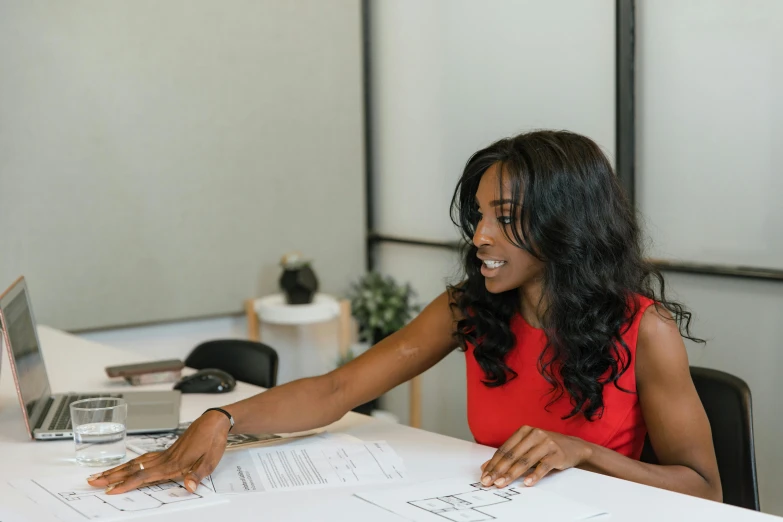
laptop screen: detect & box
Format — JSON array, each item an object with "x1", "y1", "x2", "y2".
[{"x1": 1, "y1": 283, "x2": 51, "y2": 421}]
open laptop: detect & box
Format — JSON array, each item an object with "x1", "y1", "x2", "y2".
[{"x1": 0, "y1": 276, "x2": 181, "y2": 440}]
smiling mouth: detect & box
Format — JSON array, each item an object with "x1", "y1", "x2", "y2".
[{"x1": 482, "y1": 260, "x2": 506, "y2": 269}]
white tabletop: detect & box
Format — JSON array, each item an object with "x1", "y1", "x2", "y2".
[{"x1": 0, "y1": 326, "x2": 777, "y2": 521}]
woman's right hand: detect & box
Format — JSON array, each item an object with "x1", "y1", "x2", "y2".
[{"x1": 86, "y1": 410, "x2": 232, "y2": 495}]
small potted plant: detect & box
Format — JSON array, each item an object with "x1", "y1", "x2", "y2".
[{"x1": 348, "y1": 271, "x2": 419, "y2": 346}]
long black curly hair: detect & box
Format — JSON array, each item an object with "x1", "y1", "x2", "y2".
[{"x1": 449, "y1": 130, "x2": 702, "y2": 421}]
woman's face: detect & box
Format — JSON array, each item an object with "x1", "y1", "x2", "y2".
[{"x1": 472, "y1": 163, "x2": 544, "y2": 294}]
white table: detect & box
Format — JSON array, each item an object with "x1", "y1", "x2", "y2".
[{"x1": 0, "y1": 326, "x2": 777, "y2": 522}]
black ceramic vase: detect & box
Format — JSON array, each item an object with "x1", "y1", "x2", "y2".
[{"x1": 279, "y1": 264, "x2": 319, "y2": 305}]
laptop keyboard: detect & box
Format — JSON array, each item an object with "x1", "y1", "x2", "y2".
[{"x1": 48, "y1": 394, "x2": 122, "y2": 431}]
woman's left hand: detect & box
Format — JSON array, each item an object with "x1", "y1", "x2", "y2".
[{"x1": 480, "y1": 426, "x2": 593, "y2": 488}]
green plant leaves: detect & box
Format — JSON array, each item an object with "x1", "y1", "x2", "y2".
[{"x1": 347, "y1": 271, "x2": 420, "y2": 343}]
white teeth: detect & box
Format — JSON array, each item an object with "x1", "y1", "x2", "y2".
[{"x1": 483, "y1": 260, "x2": 506, "y2": 269}]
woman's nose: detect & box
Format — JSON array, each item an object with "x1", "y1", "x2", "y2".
[{"x1": 473, "y1": 219, "x2": 494, "y2": 248}]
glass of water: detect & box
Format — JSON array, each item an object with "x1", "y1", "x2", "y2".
[{"x1": 70, "y1": 398, "x2": 127, "y2": 467}]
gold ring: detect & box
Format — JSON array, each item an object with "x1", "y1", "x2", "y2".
[{"x1": 139, "y1": 462, "x2": 145, "y2": 471}]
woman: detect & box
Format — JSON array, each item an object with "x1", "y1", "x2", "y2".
[{"x1": 89, "y1": 130, "x2": 722, "y2": 501}]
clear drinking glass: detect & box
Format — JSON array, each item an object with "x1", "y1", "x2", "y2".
[{"x1": 70, "y1": 397, "x2": 127, "y2": 466}]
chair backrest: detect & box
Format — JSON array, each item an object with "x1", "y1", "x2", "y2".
[
  {"x1": 185, "y1": 339, "x2": 279, "y2": 389},
  {"x1": 639, "y1": 366, "x2": 759, "y2": 511}
]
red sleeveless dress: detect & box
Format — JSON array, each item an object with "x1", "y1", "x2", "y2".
[{"x1": 466, "y1": 296, "x2": 654, "y2": 459}]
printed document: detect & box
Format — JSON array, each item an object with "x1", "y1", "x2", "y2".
[{"x1": 206, "y1": 433, "x2": 407, "y2": 494}]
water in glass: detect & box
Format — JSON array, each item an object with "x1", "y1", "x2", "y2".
[
  {"x1": 70, "y1": 397, "x2": 127, "y2": 466},
  {"x1": 74, "y1": 422, "x2": 127, "y2": 466}
]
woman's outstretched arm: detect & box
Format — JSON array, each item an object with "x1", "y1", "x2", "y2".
[{"x1": 88, "y1": 291, "x2": 459, "y2": 494}]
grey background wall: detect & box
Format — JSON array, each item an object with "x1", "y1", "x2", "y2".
[
  {"x1": 0, "y1": 0, "x2": 365, "y2": 331},
  {"x1": 636, "y1": 0, "x2": 783, "y2": 514},
  {"x1": 637, "y1": 0, "x2": 783, "y2": 270}
]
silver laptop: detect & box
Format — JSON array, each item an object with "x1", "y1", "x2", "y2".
[{"x1": 0, "y1": 276, "x2": 181, "y2": 440}]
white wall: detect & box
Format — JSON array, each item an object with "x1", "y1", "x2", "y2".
[
  {"x1": 80, "y1": 316, "x2": 246, "y2": 363},
  {"x1": 636, "y1": 0, "x2": 783, "y2": 269},
  {"x1": 0, "y1": 0, "x2": 365, "y2": 331},
  {"x1": 371, "y1": 0, "x2": 616, "y2": 243}
]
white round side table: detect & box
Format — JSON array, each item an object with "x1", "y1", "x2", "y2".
[{"x1": 244, "y1": 293, "x2": 352, "y2": 359}]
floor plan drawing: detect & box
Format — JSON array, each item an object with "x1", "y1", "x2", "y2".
[
  {"x1": 10, "y1": 475, "x2": 225, "y2": 522},
  {"x1": 354, "y1": 476, "x2": 607, "y2": 522},
  {"x1": 407, "y1": 482, "x2": 520, "y2": 521},
  {"x1": 52, "y1": 480, "x2": 202, "y2": 517}
]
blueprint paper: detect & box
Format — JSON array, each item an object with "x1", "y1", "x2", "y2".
[
  {"x1": 10, "y1": 474, "x2": 226, "y2": 521},
  {"x1": 355, "y1": 477, "x2": 608, "y2": 522}
]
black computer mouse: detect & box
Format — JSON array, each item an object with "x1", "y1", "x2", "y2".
[{"x1": 173, "y1": 368, "x2": 236, "y2": 394}]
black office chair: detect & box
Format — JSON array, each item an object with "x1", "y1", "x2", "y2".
[
  {"x1": 185, "y1": 339, "x2": 279, "y2": 389},
  {"x1": 639, "y1": 366, "x2": 759, "y2": 511}
]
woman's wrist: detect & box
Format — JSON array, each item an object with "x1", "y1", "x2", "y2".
[
  {"x1": 576, "y1": 437, "x2": 595, "y2": 466},
  {"x1": 202, "y1": 408, "x2": 233, "y2": 434}
]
